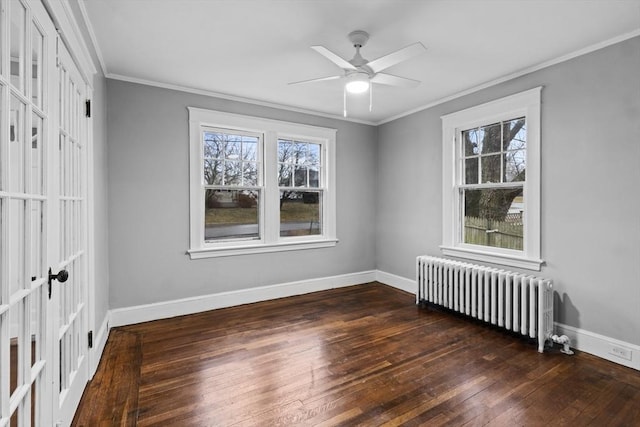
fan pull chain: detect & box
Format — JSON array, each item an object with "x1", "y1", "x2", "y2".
[
  {"x1": 369, "y1": 84, "x2": 373, "y2": 112},
  {"x1": 343, "y1": 86, "x2": 347, "y2": 117}
]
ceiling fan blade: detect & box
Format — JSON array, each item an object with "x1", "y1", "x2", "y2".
[
  {"x1": 311, "y1": 45, "x2": 357, "y2": 70},
  {"x1": 370, "y1": 73, "x2": 421, "y2": 88},
  {"x1": 288, "y1": 75, "x2": 343, "y2": 85},
  {"x1": 367, "y1": 42, "x2": 426, "y2": 73}
]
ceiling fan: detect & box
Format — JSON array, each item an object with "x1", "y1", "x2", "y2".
[{"x1": 289, "y1": 30, "x2": 427, "y2": 116}]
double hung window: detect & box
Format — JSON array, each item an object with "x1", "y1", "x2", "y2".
[
  {"x1": 441, "y1": 88, "x2": 542, "y2": 270},
  {"x1": 188, "y1": 108, "x2": 337, "y2": 258},
  {"x1": 278, "y1": 139, "x2": 322, "y2": 237},
  {"x1": 203, "y1": 129, "x2": 261, "y2": 241}
]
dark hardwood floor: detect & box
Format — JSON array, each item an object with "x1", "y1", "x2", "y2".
[{"x1": 72, "y1": 283, "x2": 640, "y2": 426}]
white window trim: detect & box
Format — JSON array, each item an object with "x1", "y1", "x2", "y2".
[
  {"x1": 188, "y1": 108, "x2": 337, "y2": 259},
  {"x1": 440, "y1": 87, "x2": 543, "y2": 271}
]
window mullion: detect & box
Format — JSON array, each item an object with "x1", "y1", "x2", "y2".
[{"x1": 263, "y1": 131, "x2": 279, "y2": 243}]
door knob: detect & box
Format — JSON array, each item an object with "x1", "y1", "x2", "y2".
[{"x1": 48, "y1": 268, "x2": 69, "y2": 298}]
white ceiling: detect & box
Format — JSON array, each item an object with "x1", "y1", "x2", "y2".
[{"x1": 80, "y1": 0, "x2": 640, "y2": 124}]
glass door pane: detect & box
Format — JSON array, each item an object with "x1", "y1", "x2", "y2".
[
  {"x1": 10, "y1": 0, "x2": 26, "y2": 93},
  {"x1": 53, "y1": 38, "x2": 89, "y2": 427},
  {"x1": 1, "y1": 1, "x2": 56, "y2": 425}
]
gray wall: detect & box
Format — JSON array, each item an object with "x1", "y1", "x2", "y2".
[
  {"x1": 377, "y1": 37, "x2": 640, "y2": 345},
  {"x1": 107, "y1": 81, "x2": 377, "y2": 309},
  {"x1": 106, "y1": 37, "x2": 638, "y2": 346}
]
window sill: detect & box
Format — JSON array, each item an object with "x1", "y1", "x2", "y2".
[
  {"x1": 188, "y1": 238, "x2": 339, "y2": 259},
  {"x1": 440, "y1": 246, "x2": 543, "y2": 271}
]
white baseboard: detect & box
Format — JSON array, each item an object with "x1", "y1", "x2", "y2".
[
  {"x1": 376, "y1": 270, "x2": 415, "y2": 295},
  {"x1": 89, "y1": 314, "x2": 110, "y2": 378},
  {"x1": 555, "y1": 322, "x2": 639, "y2": 371},
  {"x1": 376, "y1": 269, "x2": 639, "y2": 371},
  {"x1": 110, "y1": 270, "x2": 377, "y2": 327},
  {"x1": 105, "y1": 269, "x2": 638, "y2": 372}
]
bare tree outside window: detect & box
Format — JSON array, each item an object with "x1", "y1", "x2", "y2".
[
  {"x1": 278, "y1": 139, "x2": 322, "y2": 236},
  {"x1": 203, "y1": 130, "x2": 260, "y2": 241},
  {"x1": 462, "y1": 118, "x2": 526, "y2": 250}
]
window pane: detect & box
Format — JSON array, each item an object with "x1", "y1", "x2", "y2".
[
  {"x1": 463, "y1": 128, "x2": 481, "y2": 156},
  {"x1": 279, "y1": 140, "x2": 322, "y2": 189},
  {"x1": 278, "y1": 164, "x2": 292, "y2": 186},
  {"x1": 10, "y1": 0, "x2": 26, "y2": 92},
  {"x1": 225, "y1": 138, "x2": 241, "y2": 159},
  {"x1": 481, "y1": 154, "x2": 501, "y2": 183},
  {"x1": 32, "y1": 113, "x2": 44, "y2": 194},
  {"x1": 278, "y1": 140, "x2": 293, "y2": 163},
  {"x1": 31, "y1": 287, "x2": 43, "y2": 367},
  {"x1": 294, "y1": 142, "x2": 307, "y2": 164},
  {"x1": 31, "y1": 200, "x2": 44, "y2": 279},
  {"x1": 10, "y1": 95, "x2": 25, "y2": 193},
  {"x1": 480, "y1": 123, "x2": 501, "y2": 154},
  {"x1": 465, "y1": 157, "x2": 478, "y2": 184},
  {"x1": 503, "y1": 118, "x2": 526, "y2": 151},
  {"x1": 32, "y1": 22, "x2": 43, "y2": 107},
  {"x1": 280, "y1": 191, "x2": 321, "y2": 237},
  {"x1": 463, "y1": 188, "x2": 523, "y2": 250},
  {"x1": 10, "y1": 199, "x2": 26, "y2": 295},
  {"x1": 204, "y1": 130, "x2": 261, "y2": 187},
  {"x1": 504, "y1": 149, "x2": 526, "y2": 182},
  {"x1": 204, "y1": 132, "x2": 224, "y2": 158},
  {"x1": 309, "y1": 167, "x2": 320, "y2": 188},
  {"x1": 224, "y1": 161, "x2": 242, "y2": 185},
  {"x1": 204, "y1": 159, "x2": 221, "y2": 185},
  {"x1": 242, "y1": 139, "x2": 257, "y2": 161},
  {"x1": 294, "y1": 166, "x2": 307, "y2": 187},
  {"x1": 243, "y1": 162, "x2": 258, "y2": 186},
  {"x1": 10, "y1": 304, "x2": 23, "y2": 396},
  {"x1": 204, "y1": 189, "x2": 259, "y2": 241},
  {"x1": 308, "y1": 143, "x2": 320, "y2": 166}
]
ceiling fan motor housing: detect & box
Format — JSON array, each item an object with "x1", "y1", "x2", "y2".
[
  {"x1": 347, "y1": 30, "x2": 373, "y2": 73},
  {"x1": 348, "y1": 30, "x2": 370, "y2": 48}
]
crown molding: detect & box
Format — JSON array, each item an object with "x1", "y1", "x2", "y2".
[
  {"x1": 106, "y1": 73, "x2": 378, "y2": 126},
  {"x1": 377, "y1": 29, "x2": 640, "y2": 125}
]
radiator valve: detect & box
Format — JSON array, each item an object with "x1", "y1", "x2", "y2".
[{"x1": 551, "y1": 334, "x2": 574, "y2": 355}]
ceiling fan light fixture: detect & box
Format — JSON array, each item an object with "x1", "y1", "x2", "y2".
[
  {"x1": 345, "y1": 72, "x2": 370, "y2": 94},
  {"x1": 291, "y1": 30, "x2": 427, "y2": 116}
]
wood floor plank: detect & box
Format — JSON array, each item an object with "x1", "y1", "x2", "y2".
[
  {"x1": 72, "y1": 330, "x2": 142, "y2": 426},
  {"x1": 72, "y1": 283, "x2": 640, "y2": 426}
]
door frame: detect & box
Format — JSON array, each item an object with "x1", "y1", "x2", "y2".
[
  {"x1": 0, "y1": 0, "x2": 58, "y2": 424},
  {"x1": 0, "y1": 0, "x2": 97, "y2": 423},
  {"x1": 41, "y1": 0, "x2": 98, "y2": 374},
  {"x1": 42, "y1": 1, "x2": 97, "y2": 425},
  {"x1": 42, "y1": 1, "x2": 97, "y2": 426}
]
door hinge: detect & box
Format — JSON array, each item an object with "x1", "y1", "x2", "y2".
[
  {"x1": 85, "y1": 99, "x2": 91, "y2": 118},
  {"x1": 88, "y1": 331, "x2": 93, "y2": 348}
]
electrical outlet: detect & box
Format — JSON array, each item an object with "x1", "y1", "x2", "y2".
[{"x1": 609, "y1": 345, "x2": 632, "y2": 361}]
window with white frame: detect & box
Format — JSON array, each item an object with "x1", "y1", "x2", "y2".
[
  {"x1": 278, "y1": 138, "x2": 323, "y2": 237},
  {"x1": 202, "y1": 128, "x2": 261, "y2": 241},
  {"x1": 441, "y1": 87, "x2": 542, "y2": 270},
  {"x1": 188, "y1": 108, "x2": 337, "y2": 258}
]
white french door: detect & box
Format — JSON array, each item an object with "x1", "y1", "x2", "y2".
[
  {"x1": 51, "y1": 37, "x2": 90, "y2": 427},
  {"x1": 0, "y1": 0, "x2": 91, "y2": 426},
  {"x1": 0, "y1": 0, "x2": 57, "y2": 425}
]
